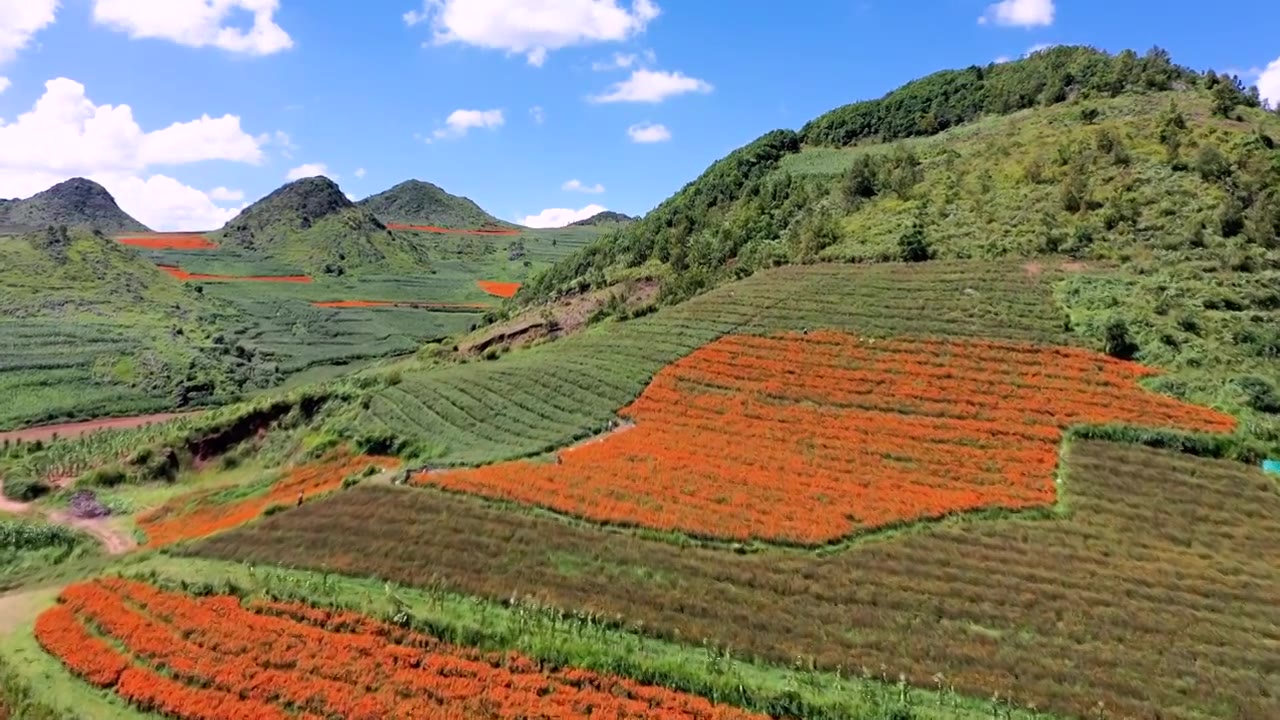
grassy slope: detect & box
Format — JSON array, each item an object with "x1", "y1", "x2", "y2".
[
  {"x1": 358, "y1": 179, "x2": 516, "y2": 229},
  {"x1": 0, "y1": 178, "x2": 149, "y2": 235},
  {"x1": 0, "y1": 227, "x2": 267, "y2": 429}
]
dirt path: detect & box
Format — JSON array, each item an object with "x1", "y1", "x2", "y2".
[
  {"x1": 562, "y1": 420, "x2": 636, "y2": 455},
  {"x1": 0, "y1": 411, "x2": 201, "y2": 445},
  {"x1": 46, "y1": 511, "x2": 137, "y2": 555},
  {"x1": 0, "y1": 586, "x2": 60, "y2": 636}
]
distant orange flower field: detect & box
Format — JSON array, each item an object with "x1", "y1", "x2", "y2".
[
  {"x1": 415, "y1": 331, "x2": 1236, "y2": 544},
  {"x1": 476, "y1": 280, "x2": 521, "y2": 298}
]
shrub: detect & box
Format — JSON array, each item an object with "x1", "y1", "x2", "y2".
[
  {"x1": 1235, "y1": 376, "x2": 1280, "y2": 414},
  {"x1": 2, "y1": 476, "x2": 50, "y2": 502}
]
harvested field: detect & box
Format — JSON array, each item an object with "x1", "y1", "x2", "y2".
[
  {"x1": 476, "y1": 279, "x2": 521, "y2": 298},
  {"x1": 37, "y1": 577, "x2": 762, "y2": 719},
  {"x1": 116, "y1": 234, "x2": 217, "y2": 250},
  {"x1": 193, "y1": 441, "x2": 1280, "y2": 720},
  {"x1": 415, "y1": 332, "x2": 1235, "y2": 543},
  {"x1": 386, "y1": 222, "x2": 521, "y2": 236},
  {"x1": 311, "y1": 300, "x2": 490, "y2": 310},
  {"x1": 136, "y1": 452, "x2": 399, "y2": 547},
  {"x1": 155, "y1": 265, "x2": 312, "y2": 283},
  {"x1": 0, "y1": 412, "x2": 199, "y2": 445}
]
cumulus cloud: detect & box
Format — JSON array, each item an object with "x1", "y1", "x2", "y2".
[
  {"x1": 589, "y1": 69, "x2": 712, "y2": 103},
  {"x1": 978, "y1": 0, "x2": 1054, "y2": 27},
  {"x1": 1258, "y1": 57, "x2": 1280, "y2": 109},
  {"x1": 432, "y1": 108, "x2": 504, "y2": 140},
  {"x1": 354, "y1": 167, "x2": 366, "y2": 179},
  {"x1": 0, "y1": 0, "x2": 58, "y2": 64},
  {"x1": 406, "y1": 0, "x2": 660, "y2": 66},
  {"x1": 0, "y1": 77, "x2": 9, "y2": 94},
  {"x1": 286, "y1": 163, "x2": 330, "y2": 181},
  {"x1": 529, "y1": 105, "x2": 545, "y2": 124},
  {"x1": 562, "y1": 179, "x2": 604, "y2": 193},
  {"x1": 627, "y1": 122, "x2": 670, "y2": 143},
  {"x1": 519, "y1": 203, "x2": 608, "y2": 228},
  {"x1": 91, "y1": 0, "x2": 294, "y2": 55},
  {"x1": 209, "y1": 186, "x2": 244, "y2": 201},
  {"x1": 0, "y1": 77, "x2": 264, "y2": 230}
]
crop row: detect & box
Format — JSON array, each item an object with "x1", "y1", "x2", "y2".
[
  {"x1": 414, "y1": 332, "x2": 1234, "y2": 543},
  {"x1": 36, "y1": 577, "x2": 764, "y2": 719},
  {"x1": 191, "y1": 441, "x2": 1280, "y2": 720},
  {"x1": 363, "y1": 261, "x2": 1075, "y2": 466}
]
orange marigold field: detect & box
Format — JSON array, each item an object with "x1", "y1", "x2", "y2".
[
  {"x1": 137, "y1": 453, "x2": 399, "y2": 547},
  {"x1": 476, "y1": 280, "x2": 521, "y2": 298},
  {"x1": 156, "y1": 264, "x2": 312, "y2": 283},
  {"x1": 36, "y1": 577, "x2": 764, "y2": 720},
  {"x1": 117, "y1": 234, "x2": 218, "y2": 250},
  {"x1": 415, "y1": 332, "x2": 1236, "y2": 544}
]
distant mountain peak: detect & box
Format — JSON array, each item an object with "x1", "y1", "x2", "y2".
[
  {"x1": 219, "y1": 175, "x2": 359, "y2": 243},
  {"x1": 359, "y1": 178, "x2": 511, "y2": 229},
  {"x1": 0, "y1": 177, "x2": 150, "y2": 234},
  {"x1": 568, "y1": 210, "x2": 635, "y2": 227}
]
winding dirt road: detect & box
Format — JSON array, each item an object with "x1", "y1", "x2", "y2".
[{"x1": 0, "y1": 411, "x2": 200, "y2": 445}]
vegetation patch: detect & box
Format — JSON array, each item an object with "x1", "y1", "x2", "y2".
[{"x1": 135, "y1": 450, "x2": 399, "y2": 547}]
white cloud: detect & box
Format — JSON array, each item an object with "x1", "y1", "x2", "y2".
[
  {"x1": 1258, "y1": 57, "x2": 1280, "y2": 109},
  {"x1": 592, "y1": 48, "x2": 656, "y2": 71},
  {"x1": 627, "y1": 122, "x2": 670, "y2": 143},
  {"x1": 1025, "y1": 42, "x2": 1057, "y2": 56},
  {"x1": 978, "y1": 0, "x2": 1054, "y2": 27},
  {"x1": 519, "y1": 203, "x2": 607, "y2": 228},
  {"x1": 431, "y1": 108, "x2": 504, "y2": 140},
  {"x1": 259, "y1": 129, "x2": 297, "y2": 158},
  {"x1": 993, "y1": 55, "x2": 1012, "y2": 64},
  {"x1": 286, "y1": 162, "x2": 330, "y2": 181},
  {"x1": 0, "y1": 77, "x2": 9, "y2": 94},
  {"x1": 407, "y1": 0, "x2": 660, "y2": 67},
  {"x1": 209, "y1": 186, "x2": 244, "y2": 201},
  {"x1": 91, "y1": 0, "x2": 293, "y2": 55},
  {"x1": 529, "y1": 105, "x2": 545, "y2": 124},
  {"x1": 589, "y1": 69, "x2": 713, "y2": 103},
  {"x1": 562, "y1": 179, "x2": 604, "y2": 193},
  {"x1": 0, "y1": 77, "x2": 263, "y2": 230},
  {"x1": 0, "y1": 0, "x2": 58, "y2": 64},
  {"x1": 354, "y1": 167, "x2": 366, "y2": 179}
]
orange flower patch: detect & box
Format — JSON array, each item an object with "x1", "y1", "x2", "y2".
[
  {"x1": 476, "y1": 280, "x2": 521, "y2": 298},
  {"x1": 37, "y1": 578, "x2": 764, "y2": 720},
  {"x1": 117, "y1": 234, "x2": 218, "y2": 250},
  {"x1": 415, "y1": 332, "x2": 1236, "y2": 544},
  {"x1": 387, "y1": 222, "x2": 520, "y2": 236},
  {"x1": 137, "y1": 453, "x2": 399, "y2": 547},
  {"x1": 311, "y1": 300, "x2": 490, "y2": 310},
  {"x1": 156, "y1": 265, "x2": 312, "y2": 283}
]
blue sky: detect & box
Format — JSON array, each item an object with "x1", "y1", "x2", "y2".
[{"x1": 0, "y1": 0, "x2": 1276, "y2": 230}]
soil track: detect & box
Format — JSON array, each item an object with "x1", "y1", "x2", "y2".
[
  {"x1": 0, "y1": 412, "x2": 199, "y2": 445},
  {"x1": 312, "y1": 300, "x2": 490, "y2": 310},
  {"x1": 476, "y1": 280, "x2": 522, "y2": 298},
  {"x1": 387, "y1": 222, "x2": 521, "y2": 236},
  {"x1": 117, "y1": 233, "x2": 218, "y2": 250},
  {"x1": 47, "y1": 511, "x2": 136, "y2": 555},
  {"x1": 157, "y1": 265, "x2": 312, "y2": 283}
]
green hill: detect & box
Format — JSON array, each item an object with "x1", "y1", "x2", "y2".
[
  {"x1": 0, "y1": 226, "x2": 280, "y2": 430},
  {"x1": 568, "y1": 210, "x2": 635, "y2": 227},
  {"x1": 213, "y1": 176, "x2": 433, "y2": 275},
  {"x1": 359, "y1": 179, "x2": 512, "y2": 229},
  {"x1": 0, "y1": 178, "x2": 149, "y2": 234},
  {"x1": 515, "y1": 45, "x2": 1280, "y2": 456}
]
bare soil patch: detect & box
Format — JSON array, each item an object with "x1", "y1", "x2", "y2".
[
  {"x1": 46, "y1": 511, "x2": 136, "y2": 555},
  {"x1": 0, "y1": 411, "x2": 199, "y2": 445},
  {"x1": 458, "y1": 279, "x2": 659, "y2": 356}
]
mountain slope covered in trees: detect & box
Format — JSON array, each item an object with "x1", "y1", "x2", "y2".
[
  {"x1": 0, "y1": 178, "x2": 149, "y2": 234},
  {"x1": 358, "y1": 179, "x2": 512, "y2": 229}
]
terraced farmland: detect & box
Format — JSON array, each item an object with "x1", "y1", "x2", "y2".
[
  {"x1": 192, "y1": 441, "x2": 1280, "y2": 720},
  {"x1": 345, "y1": 261, "x2": 1079, "y2": 465}
]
